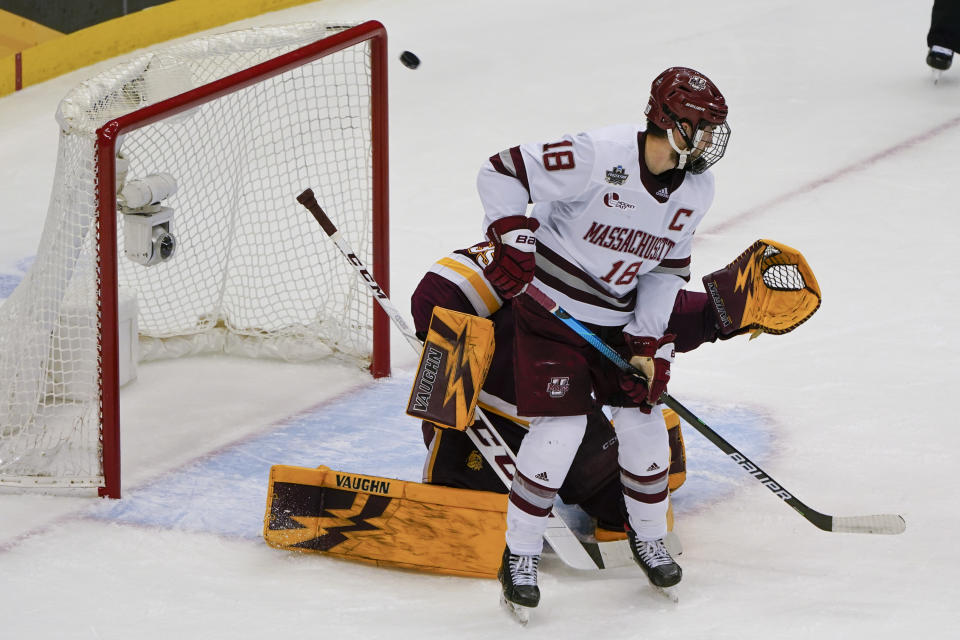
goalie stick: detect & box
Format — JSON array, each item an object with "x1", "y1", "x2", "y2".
[
  {"x1": 296, "y1": 189, "x2": 635, "y2": 570},
  {"x1": 521, "y1": 283, "x2": 906, "y2": 536}
]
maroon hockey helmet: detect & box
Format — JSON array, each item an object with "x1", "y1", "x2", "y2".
[{"x1": 645, "y1": 67, "x2": 730, "y2": 173}]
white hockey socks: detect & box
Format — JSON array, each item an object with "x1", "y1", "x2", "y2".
[
  {"x1": 505, "y1": 414, "x2": 586, "y2": 555},
  {"x1": 611, "y1": 406, "x2": 671, "y2": 541}
]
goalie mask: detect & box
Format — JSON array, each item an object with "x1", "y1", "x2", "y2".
[{"x1": 645, "y1": 67, "x2": 730, "y2": 174}]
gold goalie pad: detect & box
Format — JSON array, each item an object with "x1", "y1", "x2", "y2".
[
  {"x1": 406, "y1": 307, "x2": 495, "y2": 430},
  {"x1": 702, "y1": 238, "x2": 821, "y2": 337},
  {"x1": 264, "y1": 465, "x2": 507, "y2": 578},
  {"x1": 665, "y1": 408, "x2": 686, "y2": 492}
]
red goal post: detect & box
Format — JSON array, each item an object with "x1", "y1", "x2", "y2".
[{"x1": 0, "y1": 21, "x2": 390, "y2": 499}]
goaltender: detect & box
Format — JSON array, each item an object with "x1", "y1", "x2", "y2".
[
  {"x1": 264, "y1": 238, "x2": 820, "y2": 584},
  {"x1": 408, "y1": 237, "x2": 820, "y2": 557}
]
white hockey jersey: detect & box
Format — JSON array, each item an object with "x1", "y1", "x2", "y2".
[{"x1": 477, "y1": 123, "x2": 715, "y2": 337}]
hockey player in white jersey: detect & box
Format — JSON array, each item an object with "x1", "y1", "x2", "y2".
[{"x1": 478, "y1": 66, "x2": 730, "y2": 614}]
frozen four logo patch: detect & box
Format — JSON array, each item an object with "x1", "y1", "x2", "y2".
[
  {"x1": 605, "y1": 165, "x2": 628, "y2": 185},
  {"x1": 546, "y1": 376, "x2": 570, "y2": 398}
]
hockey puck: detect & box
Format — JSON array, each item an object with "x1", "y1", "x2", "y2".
[{"x1": 400, "y1": 51, "x2": 420, "y2": 69}]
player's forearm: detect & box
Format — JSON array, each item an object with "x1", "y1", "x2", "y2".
[{"x1": 625, "y1": 271, "x2": 686, "y2": 338}]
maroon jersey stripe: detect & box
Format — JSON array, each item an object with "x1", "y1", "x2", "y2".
[
  {"x1": 535, "y1": 243, "x2": 637, "y2": 312},
  {"x1": 534, "y1": 267, "x2": 635, "y2": 312},
  {"x1": 514, "y1": 470, "x2": 559, "y2": 496},
  {"x1": 621, "y1": 466, "x2": 669, "y2": 484},
  {"x1": 508, "y1": 146, "x2": 531, "y2": 195},
  {"x1": 508, "y1": 490, "x2": 554, "y2": 517},
  {"x1": 622, "y1": 485, "x2": 669, "y2": 504},
  {"x1": 508, "y1": 472, "x2": 558, "y2": 517},
  {"x1": 620, "y1": 465, "x2": 669, "y2": 504},
  {"x1": 659, "y1": 256, "x2": 691, "y2": 268},
  {"x1": 489, "y1": 152, "x2": 510, "y2": 176},
  {"x1": 489, "y1": 147, "x2": 532, "y2": 203}
]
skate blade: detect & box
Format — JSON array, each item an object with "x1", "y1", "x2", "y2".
[
  {"x1": 499, "y1": 593, "x2": 532, "y2": 625},
  {"x1": 933, "y1": 69, "x2": 943, "y2": 84},
  {"x1": 651, "y1": 583, "x2": 679, "y2": 603}
]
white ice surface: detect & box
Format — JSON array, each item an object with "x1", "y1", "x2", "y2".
[{"x1": 1, "y1": 0, "x2": 957, "y2": 637}]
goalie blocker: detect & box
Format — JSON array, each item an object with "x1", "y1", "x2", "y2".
[{"x1": 406, "y1": 307, "x2": 495, "y2": 430}]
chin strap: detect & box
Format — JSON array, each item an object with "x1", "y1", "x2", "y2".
[
  {"x1": 666, "y1": 128, "x2": 688, "y2": 170},
  {"x1": 666, "y1": 122, "x2": 707, "y2": 171}
]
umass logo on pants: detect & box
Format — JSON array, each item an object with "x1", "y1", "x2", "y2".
[{"x1": 546, "y1": 376, "x2": 570, "y2": 398}]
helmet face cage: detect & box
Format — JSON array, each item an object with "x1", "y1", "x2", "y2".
[
  {"x1": 682, "y1": 119, "x2": 730, "y2": 174},
  {"x1": 646, "y1": 67, "x2": 730, "y2": 173}
]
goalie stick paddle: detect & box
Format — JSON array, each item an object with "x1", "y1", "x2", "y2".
[
  {"x1": 521, "y1": 283, "x2": 906, "y2": 536},
  {"x1": 296, "y1": 189, "x2": 633, "y2": 570}
]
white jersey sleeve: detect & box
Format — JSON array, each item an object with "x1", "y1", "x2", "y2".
[
  {"x1": 626, "y1": 272, "x2": 685, "y2": 337},
  {"x1": 477, "y1": 133, "x2": 595, "y2": 232}
]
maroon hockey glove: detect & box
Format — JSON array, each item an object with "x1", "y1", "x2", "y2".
[
  {"x1": 483, "y1": 215, "x2": 540, "y2": 299},
  {"x1": 619, "y1": 333, "x2": 675, "y2": 414}
]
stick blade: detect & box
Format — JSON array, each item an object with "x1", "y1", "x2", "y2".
[
  {"x1": 831, "y1": 514, "x2": 906, "y2": 535},
  {"x1": 542, "y1": 519, "x2": 603, "y2": 570}
]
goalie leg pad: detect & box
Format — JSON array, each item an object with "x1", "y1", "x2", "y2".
[
  {"x1": 264, "y1": 465, "x2": 507, "y2": 578},
  {"x1": 665, "y1": 408, "x2": 686, "y2": 492}
]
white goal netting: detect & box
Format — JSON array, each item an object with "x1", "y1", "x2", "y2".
[{"x1": 0, "y1": 22, "x2": 382, "y2": 490}]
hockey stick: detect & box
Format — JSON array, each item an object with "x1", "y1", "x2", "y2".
[
  {"x1": 296, "y1": 189, "x2": 629, "y2": 569},
  {"x1": 521, "y1": 283, "x2": 906, "y2": 536}
]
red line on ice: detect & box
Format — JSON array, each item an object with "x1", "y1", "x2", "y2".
[{"x1": 707, "y1": 114, "x2": 960, "y2": 235}]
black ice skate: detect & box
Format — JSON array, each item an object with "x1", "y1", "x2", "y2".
[
  {"x1": 498, "y1": 546, "x2": 540, "y2": 625},
  {"x1": 628, "y1": 529, "x2": 682, "y2": 593},
  {"x1": 927, "y1": 45, "x2": 954, "y2": 71}
]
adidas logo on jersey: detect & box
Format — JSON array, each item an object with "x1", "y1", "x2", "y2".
[
  {"x1": 655, "y1": 187, "x2": 669, "y2": 199},
  {"x1": 646, "y1": 462, "x2": 661, "y2": 472},
  {"x1": 535, "y1": 471, "x2": 550, "y2": 482}
]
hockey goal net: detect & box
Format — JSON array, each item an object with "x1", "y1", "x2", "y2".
[{"x1": 0, "y1": 21, "x2": 389, "y2": 498}]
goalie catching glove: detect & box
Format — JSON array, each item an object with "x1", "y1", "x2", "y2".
[
  {"x1": 702, "y1": 238, "x2": 822, "y2": 339},
  {"x1": 619, "y1": 333, "x2": 675, "y2": 413},
  {"x1": 483, "y1": 215, "x2": 540, "y2": 299}
]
